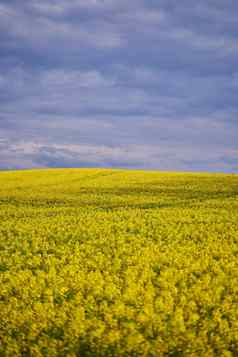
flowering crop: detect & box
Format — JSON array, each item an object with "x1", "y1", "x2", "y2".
[{"x1": 0, "y1": 168, "x2": 238, "y2": 356}]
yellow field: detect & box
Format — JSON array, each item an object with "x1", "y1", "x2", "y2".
[{"x1": 0, "y1": 169, "x2": 238, "y2": 356}]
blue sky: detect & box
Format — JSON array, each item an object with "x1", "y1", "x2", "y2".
[{"x1": 0, "y1": 0, "x2": 237, "y2": 172}]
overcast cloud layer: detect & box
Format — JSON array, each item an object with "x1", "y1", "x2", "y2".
[{"x1": 0, "y1": 0, "x2": 238, "y2": 172}]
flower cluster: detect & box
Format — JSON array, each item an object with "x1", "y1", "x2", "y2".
[{"x1": 0, "y1": 169, "x2": 238, "y2": 356}]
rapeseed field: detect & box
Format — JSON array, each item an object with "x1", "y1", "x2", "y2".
[{"x1": 0, "y1": 168, "x2": 238, "y2": 356}]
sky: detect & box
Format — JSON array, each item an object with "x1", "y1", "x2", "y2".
[{"x1": 0, "y1": 0, "x2": 238, "y2": 172}]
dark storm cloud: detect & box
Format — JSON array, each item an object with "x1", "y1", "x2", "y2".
[{"x1": 0, "y1": 0, "x2": 238, "y2": 172}]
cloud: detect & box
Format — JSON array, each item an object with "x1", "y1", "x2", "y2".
[
  {"x1": 1, "y1": 65, "x2": 238, "y2": 121},
  {"x1": 0, "y1": 3, "x2": 124, "y2": 57},
  {"x1": 1, "y1": 139, "x2": 237, "y2": 172},
  {"x1": 0, "y1": 0, "x2": 238, "y2": 172},
  {"x1": 1, "y1": 106, "x2": 237, "y2": 172}
]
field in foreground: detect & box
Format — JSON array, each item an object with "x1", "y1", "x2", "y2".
[{"x1": 0, "y1": 168, "x2": 238, "y2": 356}]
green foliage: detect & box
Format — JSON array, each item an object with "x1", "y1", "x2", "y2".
[{"x1": 0, "y1": 168, "x2": 238, "y2": 356}]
